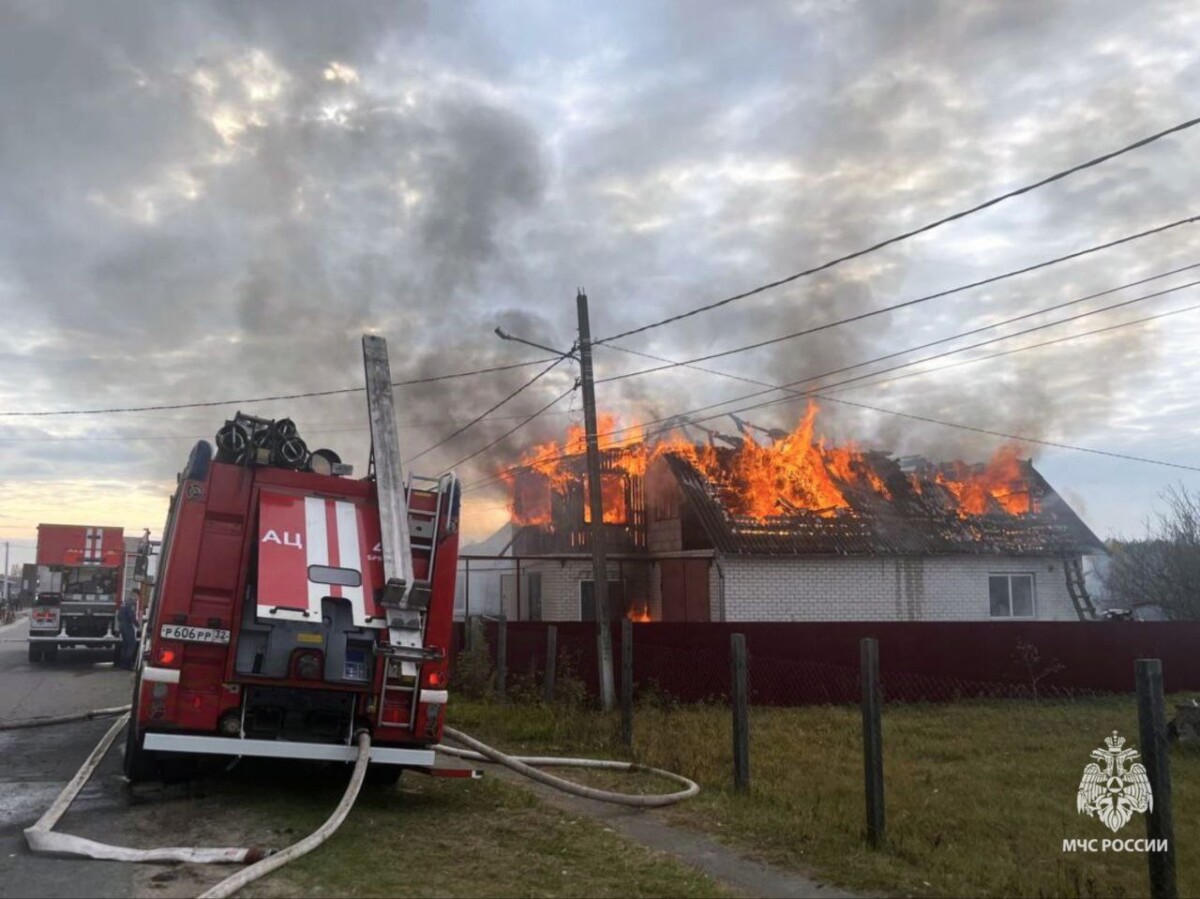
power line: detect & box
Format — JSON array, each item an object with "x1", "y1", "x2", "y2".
[
  {"x1": 464, "y1": 303, "x2": 1200, "y2": 491},
  {"x1": 441, "y1": 383, "x2": 578, "y2": 474},
  {"x1": 750, "y1": 277, "x2": 1200, "y2": 399},
  {"x1": 602, "y1": 261, "x2": 1200, "y2": 398},
  {"x1": 813, "y1": 394, "x2": 1200, "y2": 473},
  {"x1": 405, "y1": 354, "x2": 574, "y2": 466},
  {"x1": 597, "y1": 115, "x2": 1200, "y2": 344},
  {"x1": 597, "y1": 216, "x2": 1199, "y2": 382},
  {"x1": 0, "y1": 408, "x2": 579, "y2": 444},
  {"x1": 821, "y1": 299, "x2": 1200, "y2": 397},
  {"x1": 0, "y1": 356, "x2": 559, "y2": 418}
]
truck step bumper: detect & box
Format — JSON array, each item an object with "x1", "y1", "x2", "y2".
[
  {"x1": 143, "y1": 732, "x2": 436, "y2": 766},
  {"x1": 28, "y1": 635, "x2": 117, "y2": 643}
]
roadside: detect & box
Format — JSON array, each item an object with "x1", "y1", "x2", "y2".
[
  {"x1": 0, "y1": 623, "x2": 731, "y2": 899},
  {"x1": 452, "y1": 697, "x2": 1200, "y2": 898},
  {"x1": 0, "y1": 619, "x2": 136, "y2": 899},
  {"x1": 114, "y1": 761, "x2": 731, "y2": 899},
  {"x1": 479, "y1": 761, "x2": 859, "y2": 899}
]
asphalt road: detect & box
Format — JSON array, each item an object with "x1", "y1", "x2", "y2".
[{"x1": 0, "y1": 616, "x2": 137, "y2": 899}]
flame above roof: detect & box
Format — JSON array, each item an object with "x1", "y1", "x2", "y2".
[{"x1": 662, "y1": 450, "x2": 1105, "y2": 557}]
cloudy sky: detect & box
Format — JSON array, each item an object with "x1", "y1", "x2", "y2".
[{"x1": 2, "y1": 0, "x2": 1199, "y2": 566}]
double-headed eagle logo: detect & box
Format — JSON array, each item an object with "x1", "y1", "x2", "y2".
[{"x1": 1077, "y1": 730, "x2": 1153, "y2": 832}]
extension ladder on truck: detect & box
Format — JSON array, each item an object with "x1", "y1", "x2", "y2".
[
  {"x1": 361, "y1": 335, "x2": 453, "y2": 729},
  {"x1": 376, "y1": 474, "x2": 456, "y2": 728}
]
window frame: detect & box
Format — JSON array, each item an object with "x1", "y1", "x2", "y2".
[{"x1": 988, "y1": 572, "x2": 1037, "y2": 619}]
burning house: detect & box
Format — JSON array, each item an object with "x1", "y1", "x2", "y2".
[{"x1": 498, "y1": 404, "x2": 1105, "y2": 623}]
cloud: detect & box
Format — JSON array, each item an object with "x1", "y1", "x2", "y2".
[{"x1": 1, "y1": 0, "x2": 1199, "y2": 542}]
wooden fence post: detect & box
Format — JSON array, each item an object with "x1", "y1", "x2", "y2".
[
  {"x1": 860, "y1": 637, "x2": 885, "y2": 847},
  {"x1": 1136, "y1": 658, "x2": 1177, "y2": 899},
  {"x1": 496, "y1": 614, "x2": 507, "y2": 701},
  {"x1": 730, "y1": 633, "x2": 750, "y2": 792},
  {"x1": 543, "y1": 625, "x2": 558, "y2": 702},
  {"x1": 621, "y1": 617, "x2": 633, "y2": 746}
]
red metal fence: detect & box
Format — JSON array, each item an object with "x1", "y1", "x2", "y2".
[{"x1": 456, "y1": 620, "x2": 1200, "y2": 704}]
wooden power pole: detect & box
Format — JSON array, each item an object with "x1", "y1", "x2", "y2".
[{"x1": 576, "y1": 289, "x2": 616, "y2": 710}]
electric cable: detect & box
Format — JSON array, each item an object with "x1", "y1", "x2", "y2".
[
  {"x1": 405, "y1": 353, "x2": 573, "y2": 466},
  {"x1": 819, "y1": 300, "x2": 1200, "y2": 398},
  {"x1": 464, "y1": 297, "x2": 1200, "y2": 492},
  {"x1": 597, "y1": 216, "x2": 1199, "y2": 378},
  {"x1": 597, "y1": 116, "x2": 1200, "y2": 344},
  {"x1": 441, "y1": 383, "x2": 578, "y2": 475},
  {"x1": 602, "y1": 275, "x2": 1200, "y2": 414},
  {"x1": 0, "y1": 357, "x2": 559, "y2": 418}
]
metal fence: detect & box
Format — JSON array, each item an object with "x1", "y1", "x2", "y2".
[{"x1": 454, "y1": 619, "x2": 1200, "y2": 705}]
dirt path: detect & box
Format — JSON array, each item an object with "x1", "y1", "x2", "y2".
[{"x1": 484, "y1": 765, "x2": 859, "y2": 899}]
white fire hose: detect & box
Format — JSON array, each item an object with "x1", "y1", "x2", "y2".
[{"x1": 9, "y1": 709, "x2": 699, "y2": 898}]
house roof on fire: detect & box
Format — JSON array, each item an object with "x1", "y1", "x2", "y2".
[{"x1": 661, "y1": 451, "x2": 1105, "y2": 557}]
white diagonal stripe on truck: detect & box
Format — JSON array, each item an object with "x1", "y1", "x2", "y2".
[
  {"x1": 304, "y1": 497, "x2": 329, "y2": 615},
  {"x1": 334, "y1": 501, "x2": 367, "y2": 626}
]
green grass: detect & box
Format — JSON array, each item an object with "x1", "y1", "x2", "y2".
[
  {"x1": 232, "y1": 770, "x2": 730, "y2": 898},
  {"x1": 451, "y1": 697, "x2": 1200, "y2": 898}
]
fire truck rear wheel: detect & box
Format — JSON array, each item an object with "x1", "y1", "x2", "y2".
[
  {"x1": 123, "y1": 675, "x2": 157, "y2": 783},
  {"x1": 364, "y1": 764, "x2": 403, "y2": 787}
]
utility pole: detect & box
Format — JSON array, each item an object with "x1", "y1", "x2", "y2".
[
  {"x1": 3, "y1": 541, "x2": 8, "y2": 604},
  {"x1": 576, "y1": 289, "x2": 616, "y2": 710}
]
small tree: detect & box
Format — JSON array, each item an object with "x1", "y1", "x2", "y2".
[
  {"x1": 1014, "y1": 638, "x2": 1064, "y2": 704},
  {"x1": 1104, "y1": 485, "x2": 1200, "y2": 620}
]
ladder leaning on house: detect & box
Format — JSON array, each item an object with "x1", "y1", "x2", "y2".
[{"x1": 1063, "y1": 554, "x2": 1097, "y2": 620}]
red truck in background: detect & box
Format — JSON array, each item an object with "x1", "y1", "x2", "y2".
[
  {"x1": 124, "y1": 336, "x2": 462, "y2": 784},
  {"x1": 28, "y1": 524, "x2": 126, "y2": 663}
]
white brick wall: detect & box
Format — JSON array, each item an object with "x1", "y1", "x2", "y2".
[
  {"x1": 715, "y1": 554, "x2": 1081, "y2": 621},
  {"x1": 523, "y1": 560, "x2": 652, "y2": 621}
]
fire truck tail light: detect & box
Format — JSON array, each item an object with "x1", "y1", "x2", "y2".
[
  {"x1": 426, "y1": 669, "x2": 446, "y2": 688},
  {"x1": 158, "y1": 648, "x2": 177, "y2": 666}
]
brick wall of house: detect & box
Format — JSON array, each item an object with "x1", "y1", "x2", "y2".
[
  {"x1": 714, "y1": 554, "x2": 1081, "y2": 621},
  {"x1": 516, "y1": 559, "x2": 652, "y2": 621}
]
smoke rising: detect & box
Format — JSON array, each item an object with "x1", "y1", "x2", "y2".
[{"x1": 1, "y1": 0, "x2": 1199, "y2": 544}]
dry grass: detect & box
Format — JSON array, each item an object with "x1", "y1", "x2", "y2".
[
  {"x1": 452, "y1": 696, "x2": 1200, "y2": 898},
  {"x1": 158, "y1": 762, "x2": 731, "y2": 898}
]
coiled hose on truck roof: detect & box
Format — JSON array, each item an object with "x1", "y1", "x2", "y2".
[{"x1": 9, "y1": 708, "x2": 699, "y2": 898}]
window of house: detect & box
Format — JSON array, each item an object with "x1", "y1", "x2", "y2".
[
  {"x1": 989, "y1": 573, "x2": 1035, "y2": 618},
  {"x1": 580, "y1": 579, "x2": 626, "y2": 621}
]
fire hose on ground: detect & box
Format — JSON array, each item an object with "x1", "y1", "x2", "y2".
[{"x1": 5, "y1": 707, "x2": 700, "y2": 898}]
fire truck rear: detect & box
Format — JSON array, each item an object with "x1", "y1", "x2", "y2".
[
  {"x1": 125, "y1": 336, "x2": 461, "y2": 783},
  {"x1": 28, "y1": 524, "x2": 125, "y2": 663}
]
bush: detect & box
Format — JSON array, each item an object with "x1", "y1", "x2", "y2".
[{"x1": 453, "y1": 636, "x2": 495, "y2": 701}]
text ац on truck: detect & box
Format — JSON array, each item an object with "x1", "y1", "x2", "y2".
[{"x1": 124, "y1": 335, "x2": 464, "y2": 786}]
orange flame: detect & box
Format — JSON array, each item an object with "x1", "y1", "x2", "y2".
[
  {"x1": 627, "y1": 603, "x2": 652, "y2": 622},
  {"x1": 935, "y1": 444, "x2": 1031, "y2": 517},
  {"x1": 503, "y1": 402, "x2": 1033, "y2": 526}
]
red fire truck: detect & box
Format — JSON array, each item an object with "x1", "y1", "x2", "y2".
[
  {"x1": 28, "y1": 524, "x2": 126, "y2": 663},
  {"x1": 124, "y1": 336, "x2": 461, "y2": 784}
]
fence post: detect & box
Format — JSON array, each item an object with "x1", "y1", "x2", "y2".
[
  {"x1": 621, "y1": 617, "x2": 633, "y2": 746},
  {"x1": 543, "y1": 625, "x2": 557, "y2": 702},
  {"x1": 860, "y1": 637, "x2": 885, "y2": 848},
  {"x1": 496, "y1": 614, "x2": 507, "y2": 701},
  {"x1": 730, "y1": 633, "x2": 750, "y2": 792},
  {"x1": 1136, "y1": 658, "x2": 1177, "y2": 899}
]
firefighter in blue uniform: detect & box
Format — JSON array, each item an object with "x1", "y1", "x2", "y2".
[{"x1": 117, "y1": 592, "x2": 139, "y2": 670}]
